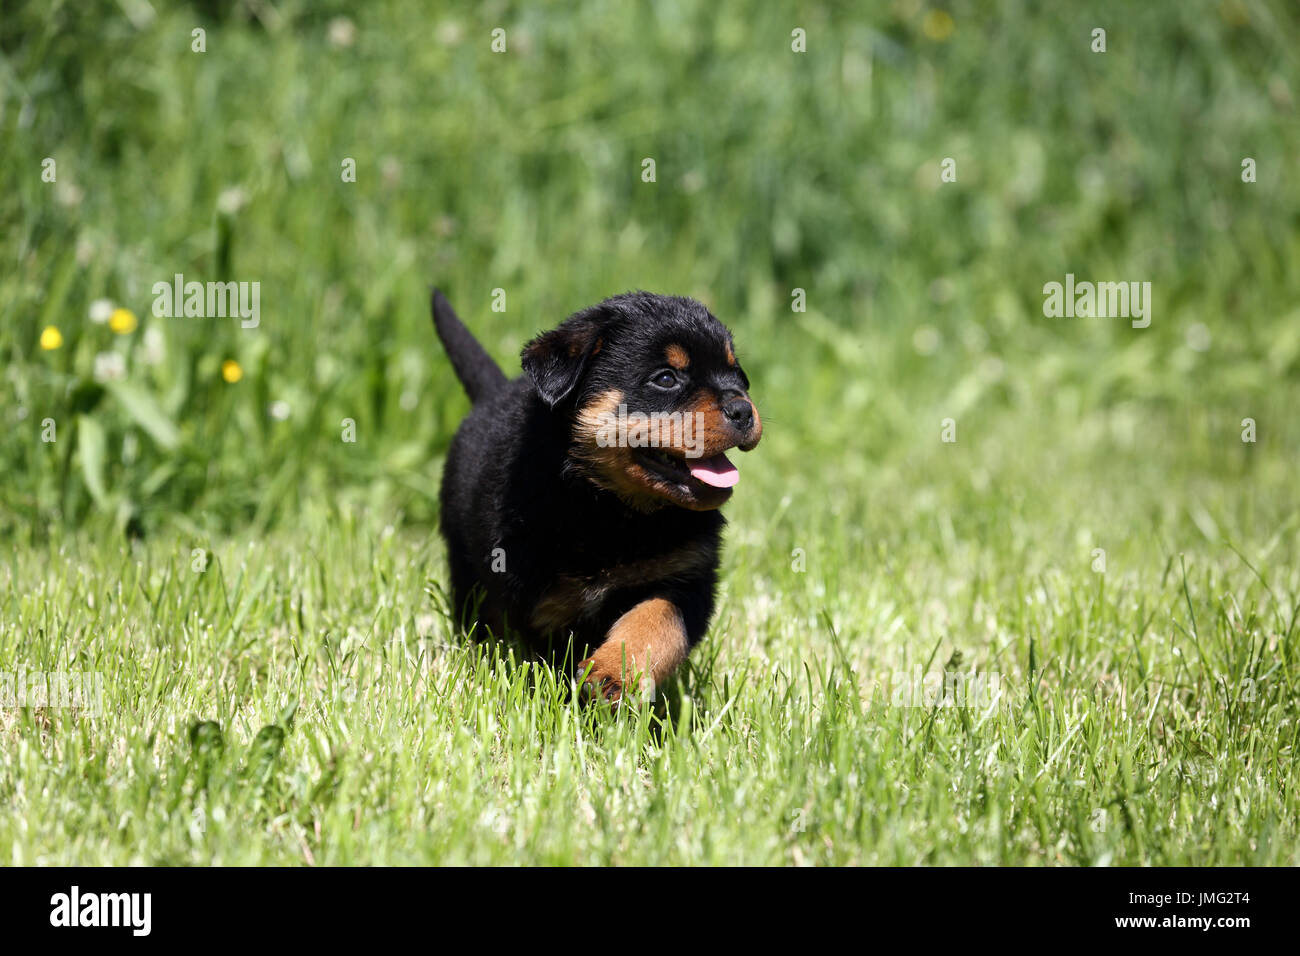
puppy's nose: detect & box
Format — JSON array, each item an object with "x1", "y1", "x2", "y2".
[{"x1": 722, "y1": 396, "x2": 754, "y2": 431}]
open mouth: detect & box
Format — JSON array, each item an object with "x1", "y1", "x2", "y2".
[{"x1": 634, "y1": 447, "x2": 740, "y2": 490}]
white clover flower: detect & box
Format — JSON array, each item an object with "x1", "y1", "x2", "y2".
[
  {"x1": 141, "y1": 325, "x2": 165, "y2": 365},
  {"x1": 93, "y1": 351, "x2": 126, "y2": 383},
  {"x1": 912, "y1": 325, "x2": 941, "y2": 355},
  {"x1": 217, "y1": 186, "x2": 248, "y2": 215},
  {"x1": 89, "y1": 299, "x2": 114, "y2": 324},
  {"x1": 328, "y1": 17, "x2": 356, "y2": 49},
  {"x1": 55, "y1": 181, "x2": 84, "y2": 208}
]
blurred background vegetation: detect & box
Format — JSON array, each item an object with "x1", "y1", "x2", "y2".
[
  {"x1": 2, "y1": 0, "x2": 1298, "y2": 550},
  {"x1": 6, "y1": 1, "x2": 1300, "y2": 866}
]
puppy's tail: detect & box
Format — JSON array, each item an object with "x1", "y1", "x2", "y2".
[{"x1": 431, "y1": 289, "x2": 508, "y2": 404}]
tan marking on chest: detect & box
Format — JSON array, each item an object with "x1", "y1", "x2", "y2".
[{"x1": 528, "y1": 542, "x2": 714, "y2": 633}]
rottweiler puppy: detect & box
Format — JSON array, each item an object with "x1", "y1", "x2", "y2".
[{"x1": 431, "y1": 289, "x2": 761, "y2": 700}]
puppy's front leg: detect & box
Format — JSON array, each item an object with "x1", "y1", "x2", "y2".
[{"x1": 580, "y1": 597, "x2": 688, "y2": 702}]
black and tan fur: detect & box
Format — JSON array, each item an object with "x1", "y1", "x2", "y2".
[{"x1": 432, "y1": 289, "x2": 761, "y2": 700}]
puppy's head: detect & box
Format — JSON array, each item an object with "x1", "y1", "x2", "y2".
[{"x1": 522, "y1": 292, "x2": 761, "y2": 512}]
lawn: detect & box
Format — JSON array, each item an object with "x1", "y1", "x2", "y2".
[{"x1": 2, "y1": 0, "x2": 1299, "y2": 864}]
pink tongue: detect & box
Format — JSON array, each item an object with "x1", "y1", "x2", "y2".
[{"x1": 688, "y1": 453, "x2": 739, "y2": 488}]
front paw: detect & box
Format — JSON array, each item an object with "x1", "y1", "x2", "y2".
[{"x1": 578, "y1": 649, "x2": 634, "y2": 703}]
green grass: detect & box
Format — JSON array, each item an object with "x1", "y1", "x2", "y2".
[{"x1": 2, "y1": 0, "x2": 1299, "y2": 864}]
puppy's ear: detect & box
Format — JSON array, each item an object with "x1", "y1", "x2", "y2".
[{"x1": 521, "y1": 310, "x2": 607, "y2": 408}]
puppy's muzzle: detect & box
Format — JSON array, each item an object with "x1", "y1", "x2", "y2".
[{"x1": 722, "y1": 394, "x2": 762, "y2": 451}]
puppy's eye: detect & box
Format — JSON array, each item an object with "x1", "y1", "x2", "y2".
[{"x1": 650, "y1": 370, "x2": 678, "y2": 389}]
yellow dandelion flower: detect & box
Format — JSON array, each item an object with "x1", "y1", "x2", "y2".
[
  {"x1": 922, "y1": 10, "x2": 955, "y2": 42},
  {"x1": 109, "y1": 307, "x2": 138, "y2": 334},
  {"x1": 40, "y1": 326, "x2": 64, "y2": 350},
  {"x1": 221, "y1": 359, "x2": 243, "y2": 383}
]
